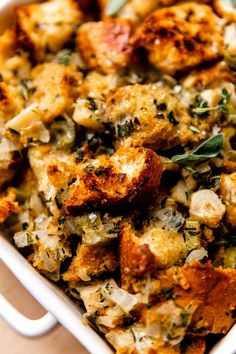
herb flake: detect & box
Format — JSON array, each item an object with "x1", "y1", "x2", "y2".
[
  {"x1": 192, "y1": 88, "x2": 231, "y2": 116},
  {"x1": 58, "y1": 51, "x2": 72, "y2": 65}
]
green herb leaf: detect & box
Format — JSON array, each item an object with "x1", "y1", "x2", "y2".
[
  {"x1": 58, "y1": 51, "x2": 72, "y2": 65},
  {"x1": 230, "y1": 0, "x2": 236, "y2": 7},
  {"x1": 171, "y1": 134, "x2": 224, "y2": 165},
  {"x1": 116, "y1": 119, "x2": 134, "y2": 138},
  {"x1": 105, "y1": 0, "x2": 128, "y2": 16},
  {"x1": 192, "y1": 97, "x2": 210, "y2": 116},
  {"x1": 19, "y1": 79, "x2": 29, "y2": 100},
  {"x1": 161, "y1": 288, "x2": 176, "y2": 300},
  {"x1": 192, "y1": 88, "x2": 231, "y2": 117},
  {"x1": 217, "y1": 87, "x2": 231, "y2": 114}
]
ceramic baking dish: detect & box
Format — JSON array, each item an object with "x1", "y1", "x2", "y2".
[{"x1": 0, "y1": 1, "x2": 235, "y2": 353}]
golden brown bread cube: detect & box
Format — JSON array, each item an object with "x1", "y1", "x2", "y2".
[
  {"x1": 105, "y1": 84, "x2": 194, "y2": 150},
  {"x1": 29, "y1": 63, "x2": 82, "y2": 123},
  {"x1": 0, "y1": 188, "x2": 19, "y2": 223},
  {"x1": 14, "y1": 0, "x2": 82, "y2": 62},
  {"x1": 28, "y1": 145, "x2": 75, "y2": 210},
  {"x1": 158, "y1": 261, "x2": 236, "y2": 335},
  {"x1": 99, "y1": 0, "x2": 212, "y2": 24},
  {"x1": 181, "y1": 61, "x2": 236, "y2": 90},
  {"x1": 76, "y1": 19, "x2": 132, "y2": 74},
  {"x1": 64, "y1": 146, "x2": 163, "y2": 214},
  {"x1": 120, "y1": 220, "x2": 187, "y2": 277},
  {"x1": 132, "y1": 3, "x2": 223, "y2": 75},
  {"x1": 0, "y1": 82, "x2": 24, "y2": 122},
  {"x1": 63, "y1": 243, "x2": 118, "y2": 283}
]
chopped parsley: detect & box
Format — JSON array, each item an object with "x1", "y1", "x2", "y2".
[
  {"x1": 117, "y1": 119, "x2": 134, "y2": 138},
  {"x1": 161, "y1": 287, "x2": 176, "y2": 300},
  {"x1": 58, "y1": 51, "x2": 72, "y2": 65}
]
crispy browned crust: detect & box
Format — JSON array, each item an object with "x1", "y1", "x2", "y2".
[
  {"x1": 14, "y1": 7, "x2": 36, "y2": 60},
  {"x1": 181, "y1": 62, "x2": 236, "y2": 90},
  {"x1": 14, "y1": 0, "x2": 82, "y2": 62},
  {"x1": 105, "y1": 84, "x2": 194, "y2": 150},
  {"x1": 29, "y1": 63, "x2": 82, "y2": 123},
  {"x1": 158, "y1": 262, "x2": 236, "y2": 335},
  {"x1": 0, "y1": 83, "x2": 10, "y2": 106},
  {"x1": 0, "y1": 82, "x2": 24, "y2": 121},
  {"x1": 182, "y1": 337, "x2": 206, "y2": 354},
  {"x1": 0, "y1": 168, "x2": 15, "y2": 191},
  {"x1": 0, "y1": 188, "x2": 19, "y2": 223},
  {"x1": 119, "y1": 222, "x2": 157, "y2": 277},
  {"x1": 77, "y1": 19, "x2": 132, "y2": 74},
  {"x1": 132, "y1": 3, "x2": 223, "y2": 75},
  {"x1": 64, "y1": 147, "x2": 163, "y2": 214},
  {"x1": 63, "y1": 243, "x2": 118, "y2": 283}
]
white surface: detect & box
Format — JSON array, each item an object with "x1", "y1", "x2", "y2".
[
  {"x1": 0, "y1": 0, "x2": 235, "y2": 353},
  {"x1": 0, "y1": 293, "x2": 58, "y2": 337},
  {"x1": 0, "y1": 236, "x2": 113, "y2": 354}
]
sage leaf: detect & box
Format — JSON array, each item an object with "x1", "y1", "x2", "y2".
[
  {"x1": 171, "y1": 134, "x2": 224, "y2": 165},
  {"x1": 105, "y1": 0, "x2": 128, "y2": 16}
]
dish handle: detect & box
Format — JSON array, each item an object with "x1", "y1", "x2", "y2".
[{"x1": 0, "y1": 292, "x2": 58, "y2": 337}]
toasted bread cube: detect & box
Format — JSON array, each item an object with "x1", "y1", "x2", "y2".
[
  {"x1": 214, "y1": 0, "x2": 236, "y2": 22},
  {"x1": 181, "y1": 62, "x2": 236, "y2": 90},
  {"x1": 28, "y1": 145, "x2": 75, "y2": 205},
  {"x1": 0, "y1": 188, "x2": 19, "y2": 223},
  {"x1": 120, "y1": 221, "x2": 186, "y2": 277},
  {"x1": 132, "y1": 3, "x2": 223, "y2": 75},
  {"x1": 100, "y1": 0, "x2": 213, "y2": 23},
  {"x1": 29, "y1": 63, "x2": 81, "y2": 123},
  {"x1": 14, "y1": 0, "x2": 82, "y2": 61},
  {"x1": 77, "y1": 19, "x2": 132, "y2": 74},
  {"x1": 63, "y1": 243, "x2": 117, "y2": 283},
  {"x1": 189, "y1": 189, "x2": 226, "y2": 228},
  {"x1": 64, "y1": 146, "x2": 163, "y2": 214},
  {"x1": 105, "y1": 84, "x2": 194, "y2": 150},
  {"x1": 157, "y1": 262, "x2": 236, "y2": 335},
  {"x1": 220, "y1": 173, "x2": 236, "y2": 228},
  {"x1": 78, "y1": 71, "x2": 119, "y2": 99},
  {"x1": 0, "y1": 82, "x2": 24, "y2": 122}
]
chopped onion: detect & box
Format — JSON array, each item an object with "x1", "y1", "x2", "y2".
[
  {"x1": 77, "y1": 267, "x2": 91, "y2": 282},
  {"x1": 96, "y1": 315, "x2": 117, "y2": 328},
  {"x1": 101, "y1": 281, "x2": 138, "y2": 313},
  {"x1": 185, "y1": 248, "x2": 208, "y2": 263},
  {"x1": 106, "y1": 329, "x2": 134, "y2": 349},
  {"x1": 14, "y1": 230, "x2": 35, "y2": 248},
  {"x1": 156, "y1": 207, "x2": 185, "y2": 231}
]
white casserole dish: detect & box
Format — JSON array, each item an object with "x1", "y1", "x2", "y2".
[{"x1": 0, "y1": 1, "x2": 235, "y2": 353}]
